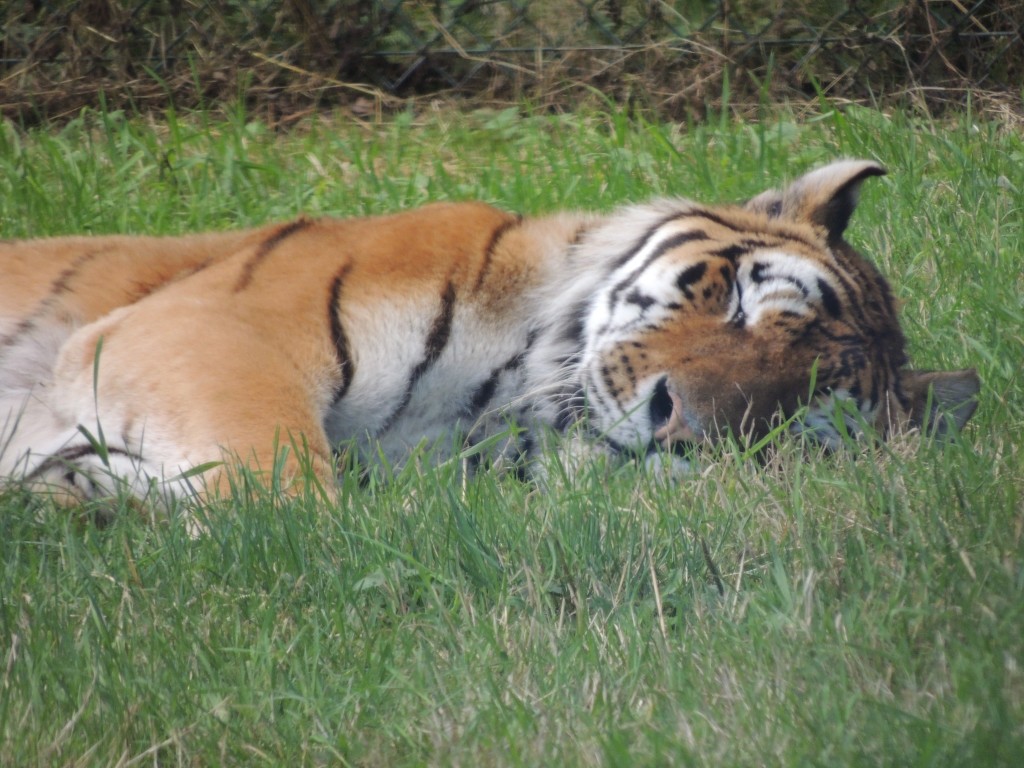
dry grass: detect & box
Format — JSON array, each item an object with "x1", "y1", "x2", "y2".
[{"x1": 1, "y1": 1, "x2": 1021, "y2": 124}]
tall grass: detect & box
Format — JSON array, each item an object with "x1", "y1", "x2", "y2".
[{"x1": 1, "y1": 104, "x2": 1022, "y2": 766}]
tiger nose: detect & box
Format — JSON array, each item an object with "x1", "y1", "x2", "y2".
[{"x1": 650, "y1": 377, "x2": 698, "y2": 446}]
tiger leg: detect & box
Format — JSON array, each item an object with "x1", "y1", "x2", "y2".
[{"x1": 8, "y1": 307, "x2": 342, "y2": 521}]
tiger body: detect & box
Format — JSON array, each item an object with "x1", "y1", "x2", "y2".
[{"x1": 0, "y1": 160, "x2": 979, "y2": 510}]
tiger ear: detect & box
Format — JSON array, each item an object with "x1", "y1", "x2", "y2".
[
  {"x1": 746, "y1": 159, "x2": 886, "y2": 242},
  {"x1": 903, "y1": 368, "x2": 981, "y2": 437}
]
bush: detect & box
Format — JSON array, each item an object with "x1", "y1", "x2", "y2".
[{"x1": 1, "y1": 0, "x2": 1020, "y2": 122}]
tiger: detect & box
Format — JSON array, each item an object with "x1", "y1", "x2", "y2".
[{"x1": 0, "y1": 159, "x2": 980, "y2": 514}]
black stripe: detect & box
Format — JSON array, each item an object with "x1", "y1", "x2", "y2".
[
  {"x1": 51, "y1": 252, "x2": 102, "y2": 294},
  {"x1": 611, "y1": 214, "x2": 701, "y2": 271},
  {"x1": 233, "y1": 218, "x2": 312, "y2": 292},
  {"x1": 1, "y1": 317, "x2": 35, "y2": 355},
  {"x1": 568, "y1": 223, "x2": 592, "y2": 248},
  {"x1": 24, "y1": 444, "x2": 139, "y2": 482},
  {"x1": 558, "y1": 300, "x2": 590, "y2": 346},
  {"x1": 738, "y1": 237, "x2": 776, "y2": 250},
  {"x1": 420, "y1": 281, "x2": 457, "y2": 368},
  {"x1": 523, "y1": 327, "x2": 540, "y2": 352},
  {"x1": 711, "y1": 243, "x2": 749, "y2": 262},
  {"x1": 464, "y1": 344, "x2": 532, "y2": 419},
  {"x1": 511, "y1": 430, "x2": 536, "y2": 480},
  {"x1": 735, "y1": 212, "x2": 822, "y2": 251},
  {"x1": 171, "y1": 256, "x2": 216, "y2": 283},
  {"x1": 816, "y1": 277, "x2": 843, "y2": 318},
  {"x1": 474, "y1": 215, "x2": 522, "y2": 291},
  {"x1": 774, "y1": 275, "x2": 810, "y2": 298},
  {"x1": 466, "y1": 368, "x2": 502, "y2": 418},
  {"x1": 675, "y1": 262, "x2": 708, "y2": 299},
  {"x1": 824, "y1": 263, "x2": 871, "y2": 333},
  {"x1": 0, "y1": 251, "x2": 103, "y2": 351},
  {"x1": 686, "y1": 208, "x2": 748, "y2": 232},
  {"x1": 684, "y1": 207, "x2": 823, "y2": 253},
  {"x1": 767, "y1": 228, "x2": 820, "y2": 252},
  {"x1": 625, "y1": 288, "x2": 656, "y2": 310},
  {"x1": 376, "y1": 281, "x2": 457, "y2": 435},
  {"x1": 328, "y1": 264, "x2": 355, "y2": 404}
]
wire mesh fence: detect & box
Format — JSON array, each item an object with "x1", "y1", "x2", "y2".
[{"x1": 2, "y1": 1, "x2": 1021, "y2": 121}]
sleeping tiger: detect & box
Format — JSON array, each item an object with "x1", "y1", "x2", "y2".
[{"x1": 0, "y1": 159, "x2": 979, "y2": 510}]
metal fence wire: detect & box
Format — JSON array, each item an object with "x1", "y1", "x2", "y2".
[{"x1": 1, "y1": 1, "x2": 1021, "y2": 120}]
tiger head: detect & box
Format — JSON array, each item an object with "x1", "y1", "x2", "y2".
[{"x1": 577, "y1": 160, "x2": 980, "y2": 457}]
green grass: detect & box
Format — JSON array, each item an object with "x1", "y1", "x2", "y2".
[{"x1": 1, "y1": 103, "x2": 1022, "y2": 766}]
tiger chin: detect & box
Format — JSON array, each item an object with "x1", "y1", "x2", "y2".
[{"x1": 0, "y1": 159, "x2": 979, "y2": 518}]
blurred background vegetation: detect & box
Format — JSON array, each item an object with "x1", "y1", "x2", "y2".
[{"x1": 1, "y1": 0, "x2": 1021, "y2": 123}]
